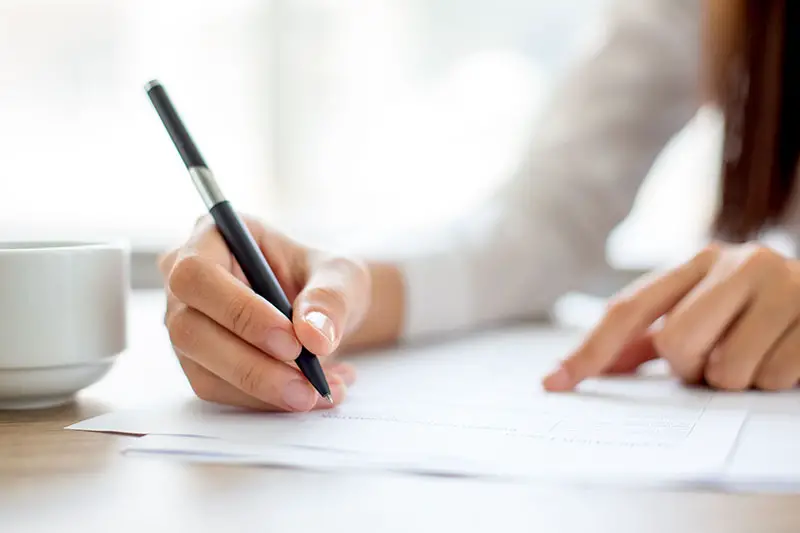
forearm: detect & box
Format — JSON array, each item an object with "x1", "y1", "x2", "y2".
[{"x1": 338, "y1": 0, "x2": 700, "y2": 349}]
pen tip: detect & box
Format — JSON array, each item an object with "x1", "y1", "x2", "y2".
[
  {"x1": 144, "y1": 79, "x2": 161, "y2": 92},
  {"x1": 323, "y1": 394, "x2": 334, "y2": 404}
]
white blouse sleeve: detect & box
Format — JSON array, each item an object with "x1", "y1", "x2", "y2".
[{"x1": 397, "y1": 0, "x2": 702, "y2": 341}]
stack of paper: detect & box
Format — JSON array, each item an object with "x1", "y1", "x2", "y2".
[{"x1": 68, "y1": 327, "x2": 800, "y2": 492}]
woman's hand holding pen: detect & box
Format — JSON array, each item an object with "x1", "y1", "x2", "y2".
[
  {"x1": 545, "y1": 243, "x2": 800, "y2": 393},
  {"x1": 159, "y1": 215, "x2": 371, "y2": 412}
]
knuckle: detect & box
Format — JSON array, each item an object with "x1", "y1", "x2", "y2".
[
  {"x1": 703, "y1": 365, "x2": 727, "y2": 390},
  {"x1": 316, "y1": 255, "x2": 370, "y2": 293},
  {"x1": 307, "y1": 285, "x2": 349, "y2": 313},
  {"x1": 651, "y1": 327, "x2": 680, "y2": 359},
  {"x1": 232, "y1": 360, "x2": 268, "y2": 398},
  {"x1": 704, "y1": 361, "x2": 749, "y2": 392},
  {"x1": 653, "y1": 327, "x2": 698, "y2": 376},
  {"x1": 673, "y1": 362, "x2": 703, "y2": 385},
  {"x1": 225, "y1": 296, "x2": 258, "y2": 337},
  {"x1": 328, "y1": 256, "x2": 367, "y2": 277},
  {"x1": 754, "y1": 369, "x2": 788, "y2": 392},
  {"x1": 168, "y1": 255, "x2": 208, "y2": 298},
  {"x1": 652, "y1": 319, "x2": 704, "y2": 370},
  {"x1": 741, "y1": 245, "x2": 782, "y2": 274},
  {"x1": 166, "y1": 308, "x2": 197, "y2": 352}
]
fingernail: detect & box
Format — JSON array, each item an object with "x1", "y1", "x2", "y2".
[
  {"x1": 283, "y1": 379, "x2": 316, "y2": 411},
  {"x1": 543, "y1": 366, "x2": 572, "y2": 391},
  {"x1": 264, "y1": 329, "x2": 301, "y2": 359},
  {"x1": 304, "y1": 311, "x2": 336, "y2": 345}
]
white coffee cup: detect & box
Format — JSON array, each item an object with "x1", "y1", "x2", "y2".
[{"x1": 0, "y1": 241, "x2": 128, "y2": 410}]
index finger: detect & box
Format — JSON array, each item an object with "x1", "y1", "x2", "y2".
[
  {"x1": 543, "y1": 249, "x2": 715, "y2": 391},
  {"x1": 183, "y1": 215, "x2": 236, "y2": 269},
  {"x1": 167, "y1": 218, "x2": 302, "y2": 362}
]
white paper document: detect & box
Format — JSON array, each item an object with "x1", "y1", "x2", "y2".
[
  {"x1": 103, "y1": 397, "x2": 745, "y2": 485},
  {"x1": 714, "y1": 415, "x2": 800, "y2": 493},
  {"x1": 69, "y1": 327, "x2": 753, "y2": 487}
]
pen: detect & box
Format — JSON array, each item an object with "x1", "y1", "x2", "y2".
[{"x1": 144, "y1": 79, "x2": 332, "y2": 404}]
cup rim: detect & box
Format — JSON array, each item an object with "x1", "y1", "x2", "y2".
[{"x1": 0, "y1": 240, "x2": 130, "y2": 253}]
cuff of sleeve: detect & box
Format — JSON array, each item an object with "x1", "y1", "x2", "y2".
[{"x1": 398, "y1": 251, "x2": 474, "y2": 341}]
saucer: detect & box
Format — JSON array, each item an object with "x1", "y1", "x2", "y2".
[{"x1": 0, "y1": 358, "x2": 116, "y2": 410}]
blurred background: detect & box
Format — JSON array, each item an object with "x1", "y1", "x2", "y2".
[{"x1": 0, "y1": 0, "x2": 722, "y2": 288}]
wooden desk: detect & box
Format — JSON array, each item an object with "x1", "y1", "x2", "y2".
[{"x1": 2, "y1": 291, "x2": 799, "y2": 533}]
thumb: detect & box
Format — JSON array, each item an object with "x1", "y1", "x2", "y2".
[{"x1": 292, "y1": 256, "x2": 371, "y2": 357}]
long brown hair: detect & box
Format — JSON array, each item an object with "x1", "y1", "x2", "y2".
[{"x1": 708, "y1": 0, "x2": 800, "y2": 241}]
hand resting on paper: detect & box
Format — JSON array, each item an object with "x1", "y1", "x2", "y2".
[
  {"x1": 158, "y1": 214, "x2": 402, "y2": 412},
  {"x1": 544, "y1": 243, "x2": 800, "y2": 393}
]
